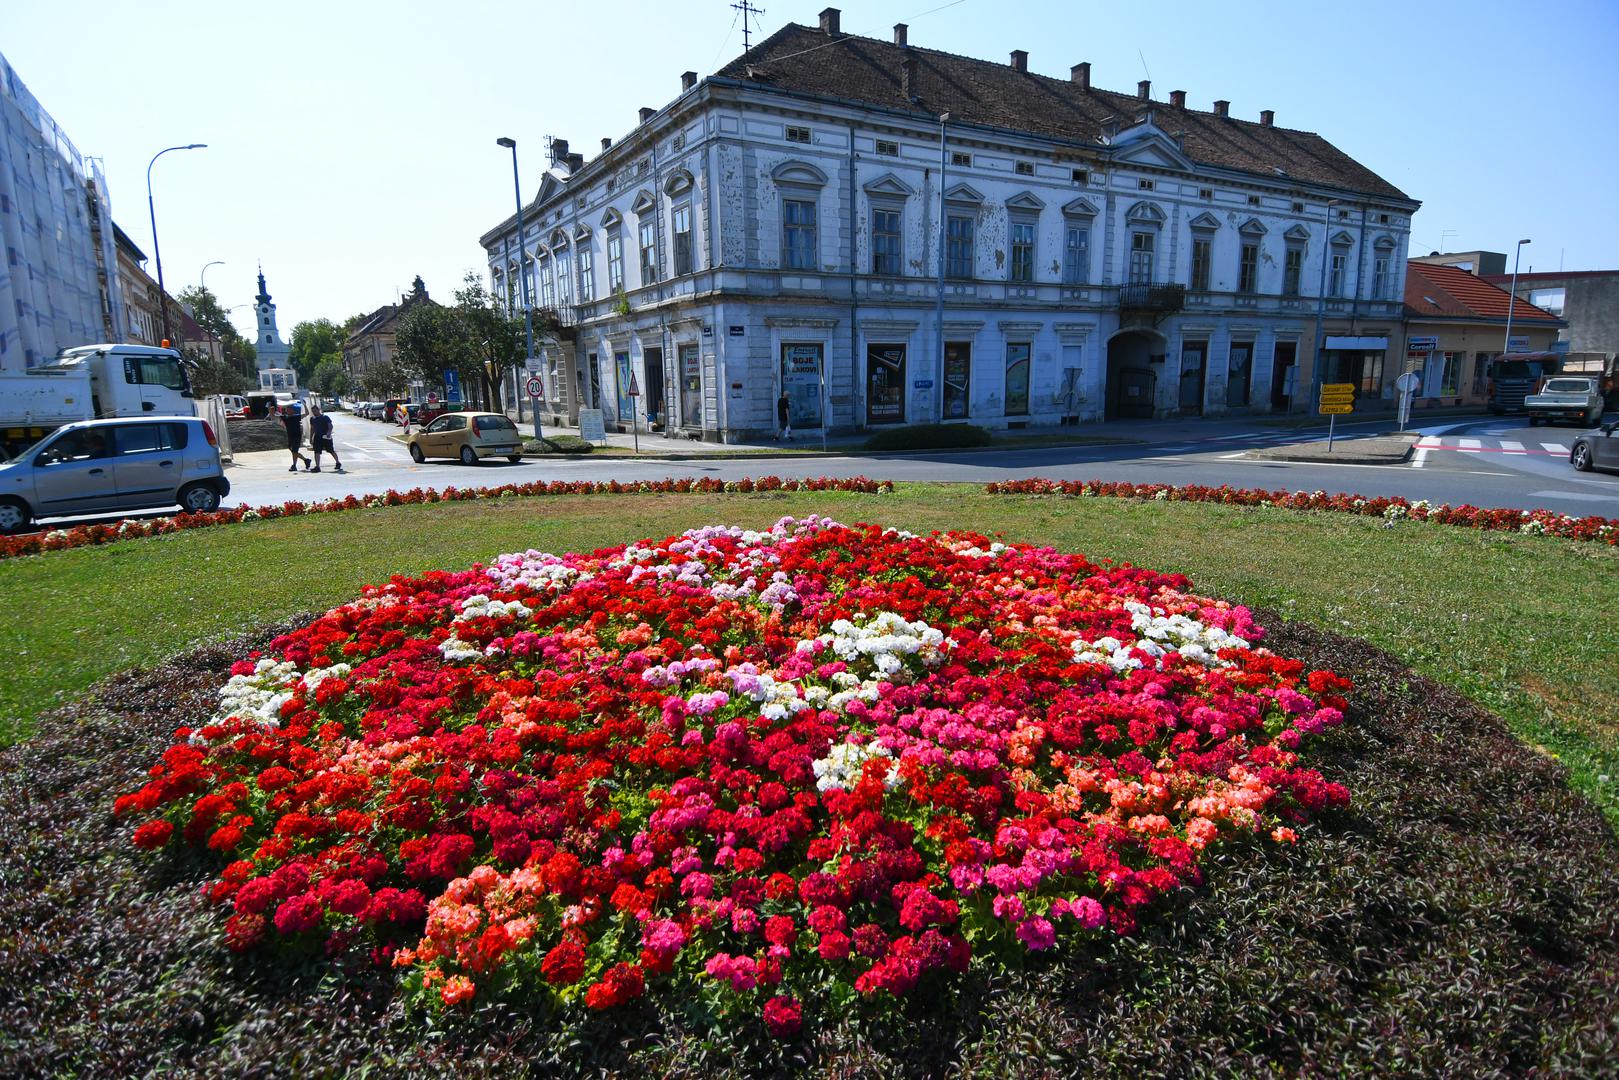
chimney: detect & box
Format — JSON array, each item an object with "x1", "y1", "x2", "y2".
[
  {"x1": 902, "y1": 53, "x2": 918, "y2": 100},
  {"x1": 893, "y1": 23, "x2": 907, "y2": 46},
  {"x1": 566, "y1": 153, "x2": 584, "y2": 172},
  {"x1": 819, "y1": 7, "x2": 840, "y2": 35},
  {"x1": 1010, "y1": 49, "x2": 1028, "y2": 73},
  {"x1": 1169, "y1": 89, "x2": 1186, "y2": 108},
  {"x1": 1137, "y1": 79, "x2": 1151, "y2": 101},
  {"x1": 601, "y1": 137, "x2": 612, "y2": 151},
  {"x1": 1071, "y1": 62, "x2": 1091, "y2": 90},
  {"x1": 551, "y1": 138, "x2": 569, "y2": 163},
  {"x1": 1213, "y1": 99, "x2": 1230, "y2": 117},
  {"x1": 1260, "y1": 109, "x2": 1274, "y2": 127},
  {"x1": 681, "y1": 70, "x2": 697, "y2": 93},
  {"x1": 639, "y1": 106, "x2": 656, "y2": 124}
]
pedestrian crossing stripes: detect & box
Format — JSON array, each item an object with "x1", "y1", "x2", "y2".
[{"x1": 1413, "y1": 436, "x2": 1571, "y2": 456}]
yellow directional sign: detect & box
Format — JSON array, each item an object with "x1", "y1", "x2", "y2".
[
  {"x1": 1318, "y1": 403, "x2": 1354, "y2": 415},
  {"x1": 1319, "y1": 395, "x2": 1356, "y2": 406},
  {"x1": 1321, "y1": 383, "x2": 1357, "y2": 395},
  {"x1": 1319, "y1": 388, "x2": 1356, "y2": 400}
]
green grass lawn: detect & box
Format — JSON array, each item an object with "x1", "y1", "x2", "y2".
[{"x1": 1, "y1": 485, "x2": 1614, "y2": 823}]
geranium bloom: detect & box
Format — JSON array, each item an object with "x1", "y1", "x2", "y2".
[{"x1": 117, "y1": 516, "x2": 1351, "y2": 1032}]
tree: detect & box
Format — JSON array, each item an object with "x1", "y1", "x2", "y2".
[
  {"x1": 181, "y1": 346, "x2": 252, "y2": 397},
  {"x1": 308, "y1": 356, "x2": 350, "y2": 400},
  {"x1": 394, "y1": 301, "x2": 471, "y2": 401},
  {"x1": 358, "y1": 360, "x2": 410, "y2": 399},
  {"x1": 288, "y1": 319, "x2": 345, "y2": 381},
  {"x1": 177, "y1": 286, "x2": 257, "y2": 378},
  {"x1": 453, "y1": 273, "x2": 524, "y2": 410}
]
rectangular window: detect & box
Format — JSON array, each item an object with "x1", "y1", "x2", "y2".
[
  {"x1": 1528, "y1": 287, "x2": 1565, "y2": 315},
  {"x1": 1137, "y1": 178, "x2": 1154, "y2": 191},
  {"x1": 540, "y1": 258, "x2": 555, "y2": 310},
  {"x1": 1329, "y1": 251, "x2": 1347, "y2": 297},
  {"x1": 577, "y1": 243, "x2": 594, "y2": 302},
  {"x1": 1005, "y1": 342, "x2": 1031, "y2": 415},
  {"x1": 866, "y1": 344, "x2": 906, "y2": 425},
  {"x1": 946, "y1": 214, "x2": 975, "y2": 278},
  {"x1": 607, "y1": 231, "x2": 625, "y2": 291},
  {"x1": 943, "y1": 341, "x2": 971, "y2": 419},
  {"x1": 1191, "y1": 237, "x2": 1212, "y2": 291},
  {"x1": 1238, "y1": 241, "x2": 1259, "y2": 294},
  {"x1": 1371, "y1": 256, "x2": 1388, "y2": 299},
  {"x1": 1063, "y1": 225, "x2": 1089, "y2": 284},
  {"x1": 1199, "y1": 187, "x2": 1213, "y2": 199},
  {"x1": 1283, "y1": 246, "x2": 1303, "y2": 295},
  {"x1": 785, "y1": 125, "x2": 811, "y2": 143},
  {"x1": 1129, "y1": 232, "x2": 1154, "y2": 284},
  {"x1": 672, "y1": 204, "x2": 693, "y2": 276},
  {"x1": 680, "y1": 343, "x2": 702, "y2": 428},
  {"x1": 1009, "y1": 221, "x2": 1035, "y2": 282},
  {"x1": 1072, "y1": 168, "x2": 1089, "y2": 184},
  {"x1": 614, "y1": 351, "x2": 633, "y2": 421},
  {"x1": 784, "y1": 198, "x2": 817, "y2": 269},
  {"x1": 951, "y1": 151, "x2": 971, "y2": 167},
  {"x1": 1441, "y1": 351, "x2": 1462, "y2": 396},
  {"x1": 876, "y1": 139, "x2": 899, "y2": 156},
  {"x1": 1248, "y1": 194, "x2": 1261, "y2": 207},
  {"x1": 1291, "y1": 201, "x2": 1304, "y2": 213},
  {"x1": 872, "y1": 207, "x2": 901, "y2": 275},
  {"x1": 1015, "y1": 160, "x2": 1035, "y2": 176},
  {"x1": 639, "y1": 220, "x2": 659, "y2": 284},
  {"x1": 555, "y1": 249, "x2": 572, "y2": 308},
  {"x1": 781, "y1": 343, "x2": 824, "y2": 428},
  {"x1": 1227, "y1": 343, "x2": 1252, "y2": 406}
]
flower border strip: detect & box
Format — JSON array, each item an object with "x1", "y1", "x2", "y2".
[
  {"x1": 0, "y1": 477, "x2": 895, "y2": 561},
  {"x1": 984, "y1": 479, "x2": 1619, "y2": 546}
]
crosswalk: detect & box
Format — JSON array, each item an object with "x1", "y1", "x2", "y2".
[{"x1": 1413, "y1": 435, "x2": 1572, "y2": 457}]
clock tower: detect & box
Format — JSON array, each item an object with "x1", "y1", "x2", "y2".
[{"x1": 253, "y1": 265, "x2": 291, "y2": 372}]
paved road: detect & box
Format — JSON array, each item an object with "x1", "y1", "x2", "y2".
[{"x1": 215, "y1": 413, "x2": 1619, "y2": 520}]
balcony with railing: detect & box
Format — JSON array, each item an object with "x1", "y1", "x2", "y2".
[{"x1": 1118, "y1": 282, "x2": 1187, "y2": 315}]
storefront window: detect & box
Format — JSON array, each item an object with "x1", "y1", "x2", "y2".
[
  {"x1": 1005, "y1": 343, "x2": 1031, "y2": 415},
  {"x1": 943, "y1": 342, "x2": 971, "y2": 419},
  {"x1": 781, "y1": 343, "x2": 824, "y2": 427}
]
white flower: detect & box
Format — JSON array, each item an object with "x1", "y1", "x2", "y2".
[
  {"x1": 811, "y1": 738, "x2": 900, "y2": 792},
  {"x1": 1074, "y1": 602, "x2": 1250, "y2": 672}
]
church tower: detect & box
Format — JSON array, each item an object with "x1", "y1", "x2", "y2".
[{"x1": 253, "y1": 265, "x2": 292, "y2": 372}]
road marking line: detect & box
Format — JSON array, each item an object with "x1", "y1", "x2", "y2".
[
  {"x1": 1456, "y1": 438, "x2": 1482, "y2": 452},
  {"x1": 1498, "y1": 440, "x2": 1526, "y2": 455},
  {"x1": 1527, "y1": 489, "x2": 1619, "y2": 504},
  {"x1": 1541, "y1": 442, "x2": 1571, "y2": 454},
  {"x1": 1411, "y1": 446, "x2": 1428, "y2": 469},
  {"x1": 1219, "y1": 452, "x2": 1248, "y2": 459}
]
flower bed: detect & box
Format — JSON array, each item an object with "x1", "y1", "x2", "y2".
[
  {"x1": 0, "y1": 476, "x2": 893, "y2": 561},
  {"x1": 986, "y1": 479, "x2": 1619, "y2": 546},
  {"x1": 116, "y1": 516, "x2": 1350, "y2": 1034}
]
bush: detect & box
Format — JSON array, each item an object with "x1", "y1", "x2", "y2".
[
  {"x1": 864, "y1": 424, "x2": 991, "y2": 452},
  {"x1": 525, "y1": 435, "x2": 595, "y2": 454}
]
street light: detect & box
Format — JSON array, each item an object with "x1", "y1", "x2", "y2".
[
  {"x1": 1309, "y1": 197, "x2": 1343, "y2": 418},
  {"x1": 146, "y1": 143, "x2": 207, "y2": 348},
  {"x1": 1502, "y1": 238, "x2": 1531, "y2": 357},
  {"x1": 199, "y1": 261, "x2": 224, "y2": 363},
  {"x1": 496, "y1": 136, "x2": 542, "y2": 442}
]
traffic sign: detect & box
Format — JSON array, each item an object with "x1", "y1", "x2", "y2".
[
  {"x1": 426, "y1": 392, "x2": 439, "y2": 404},
  {"x1": 1318, "y1": 403, "x2": 1354, "y2": 415},
  {"x1": 1395, "y1": 372, "x2": 1422, "y2": 394},
  {"x1": 1321, "y1": 383, "x2": 1357, "y2": 395},
  {"x1": 627, "y1": 372, "x2": 640, "y2": 397},
  {"x1": 525, "y1": 376, "x2": 543, "y2": 398},
  {"x1": 1319, "y1": 392, "x2": 1356, "y2": 404}
]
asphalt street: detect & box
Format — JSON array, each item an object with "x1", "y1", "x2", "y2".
[{"x1": 214, "y1": 412, "x2": 1619, "y2": 520}]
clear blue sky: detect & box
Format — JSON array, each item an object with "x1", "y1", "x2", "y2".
[{"x1": 4, "y1": 0, "x2": 1615, "y2": 340}]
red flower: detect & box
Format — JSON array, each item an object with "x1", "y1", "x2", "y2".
[
  {"x1": 131, "y1": 820, "x2": 174, "y2": 849},
  {"x1": 762, "y1": 994, "x2": 802, "y2": 1038},
  {"x1": 541, "y1": 936, "x2": 587, "y2": 985}
]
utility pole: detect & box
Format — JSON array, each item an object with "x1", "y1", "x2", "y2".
[{"x1": 732, "y1": 0, "x2": 764, "y2": 51}]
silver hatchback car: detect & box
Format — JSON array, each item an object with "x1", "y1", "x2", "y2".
[{"x1": 0, "y1": 416, "x2": 230, "y2": 534}]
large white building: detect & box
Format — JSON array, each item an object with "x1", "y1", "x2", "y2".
[{"x1": 480, "y1": 9, "x2": 1419, "y2": 440}]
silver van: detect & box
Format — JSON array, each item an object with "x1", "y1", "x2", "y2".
[{"x1": 0, "y1": 416, "x2": 230, "y2": 534}]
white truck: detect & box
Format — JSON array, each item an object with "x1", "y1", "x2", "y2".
[
  {"x1": 1524, "y1": 376, "x2": 1605, "y2": 427},
  {"x1": 0, "y1": 344, "x2": 197, "y2": 456}
]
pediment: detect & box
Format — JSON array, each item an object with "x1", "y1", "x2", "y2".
[
  {"x1": 550, "y1": 229, "x2": 571, "y2": 249},
  {"x1": 574, "y1": 223, "x2": 592, "y2": 241},
  {"x1": 664, "y1": 168, "x2": 695, "y2": 196},
  {"x1": 630, "y1": 189, "x2": 657, "y2": 214},
  {"x1": 1188, "y1": 211, "x2": 1222, "y2": 232},
  {"x1": 1331, "y1": 230, "x2": 1355, "y2": 247},
  {"x1": 532, "y1": 173, "x2": 562, "y2": 208},
  {"x1": 1373, "y1": 233, "x2": 1396, "y2": 250},
  {"x1": 1005, "y1": 190, "x2": 1046, "y2": 213},
  {"x1": 1125, "y1": 200, "x2": 1167, "y2": 226},
  {"x1": 1283, "y1": 223, "x2": 1312, "y2": 241},
  {"x1": 771, "y1": 160, "x2": 828, "y2": 187},
  {"x1": 1108, "y1": 121, "x2": 1197, "y2": 172},
  {"x1": 943, "y1": 182, "x2": 984, "y2": 205},
  {"x1": 1238, "y1": 216, "x2": 1268, "y2": 236},
  {"x1": 862, "y1": 172, "x2": 916, "y2": 198},
  {"x1": 600, "y1": 207, "x2": 622, "y2": 227},
  {"x1": 1062, "y1": 196, "x2": 1099, "y2": 218}
]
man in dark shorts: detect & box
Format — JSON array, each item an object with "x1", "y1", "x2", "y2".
[
  {"x1": 280, "y1": 400, "x2": 313, "y2": 472},
  {"x1": 308, "y1": 402, "x2": 343, "y2": 473}
]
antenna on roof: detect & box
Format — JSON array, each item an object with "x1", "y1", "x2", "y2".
[{"x1": 731, "y1": 0, "x2": 764, "y2": 51}]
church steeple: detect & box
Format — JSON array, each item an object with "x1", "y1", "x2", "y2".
[
  {"x1": 256, "y1": 264, "x2": 270, "y2": 305},
  {"x1": 252, "y1": 263, "x2": 291, "y2": 373}
]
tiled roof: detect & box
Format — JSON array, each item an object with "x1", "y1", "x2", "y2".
[
  {"x1": 715, "y1": 23, "x2": 1411, "y2": 201},
  {"x1": 1405, "y1": 261, "x2": 1561, "y2": 322}
]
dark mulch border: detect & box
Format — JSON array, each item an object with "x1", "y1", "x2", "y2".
[{"x1": 1, "y1": 615, "x2": 1616, "y2": 1078}]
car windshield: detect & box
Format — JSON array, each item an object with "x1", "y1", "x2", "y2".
[{"x1": 1541, "y1": 379, "x2": 1590, "y2": 393}]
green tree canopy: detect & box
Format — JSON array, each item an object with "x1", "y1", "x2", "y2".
[
  {"x1": 358, "y1": 360, "x2": 410, "y2": 399},
  {"x1": 308, "y1": 356, "x2": 350, "y2": 400},
  {"x1": 288, "y1": 319, "x2": 345, "y2": 381},
  {"x1": 177, "y1": 286, "x2": 256, "y2": 378}
]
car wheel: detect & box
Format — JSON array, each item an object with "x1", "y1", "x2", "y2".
[
  {"x1": 460, "y1": 445, "x2": 478, "y2": 466},
  {"x1": 0, "y1": 498, "x2": 31, "y2": 535},
  {"x1": 409, "y1": 443, "x2": 425, "y2": 463},
  {"x1": 178, "y1": 482, "x2": 221, "y2": 514},
  {"x1": 508, "y1": 454, "x2": 523, "y2": 463},
  {"x1": 1572, "y1": 443, "x2": 1594, "y2": 472}
]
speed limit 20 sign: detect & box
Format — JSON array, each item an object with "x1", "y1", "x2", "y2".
[{"x1": 525, "y1": 376, "x2": 544, "y2": 398}]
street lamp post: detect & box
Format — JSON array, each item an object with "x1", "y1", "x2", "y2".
[
  {"x1": 146, "y1": 143, "x2": 206, "y2": 348},
  {"x1": 1309, "y1": 197, "x2": 1342, "y2": 420},
  {"x1": 1502, "y1": 238, "x2": 1531, "y2": 357},
  {"x1": 496, "y1": 137, "x2": 542, "y2": 443},
  {"x1": 935, "y1": 112, "x2": 949, "y2": 424}
]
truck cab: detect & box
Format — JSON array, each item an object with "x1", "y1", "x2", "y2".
[{"x1": 50, "y1": 344, "x2": 196, "y2": 418}]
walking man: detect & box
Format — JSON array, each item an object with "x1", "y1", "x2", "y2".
[
  {"x1": 280, "y1": 400, "x2": 312, "y2": 472},
  {"x1": 308, "y1": 402, "x2": 343, "y2": 473},
  {"x1": 776, "y1": 390, "x2": 792, "y2": 442}
]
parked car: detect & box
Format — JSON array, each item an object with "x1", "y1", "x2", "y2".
[
  {"x1": 0, "y1": 416, "x2": 230, "y2": 534},
  {"x1": 1570, "y1": 421, "x2": 1619, "y2": 474},
  {"x1": 405, "y1": 411, "x2": 524, "y2": 464},
  {"x1": 1525, "y1": 377, "x2": 1604, "y2": 427}
]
